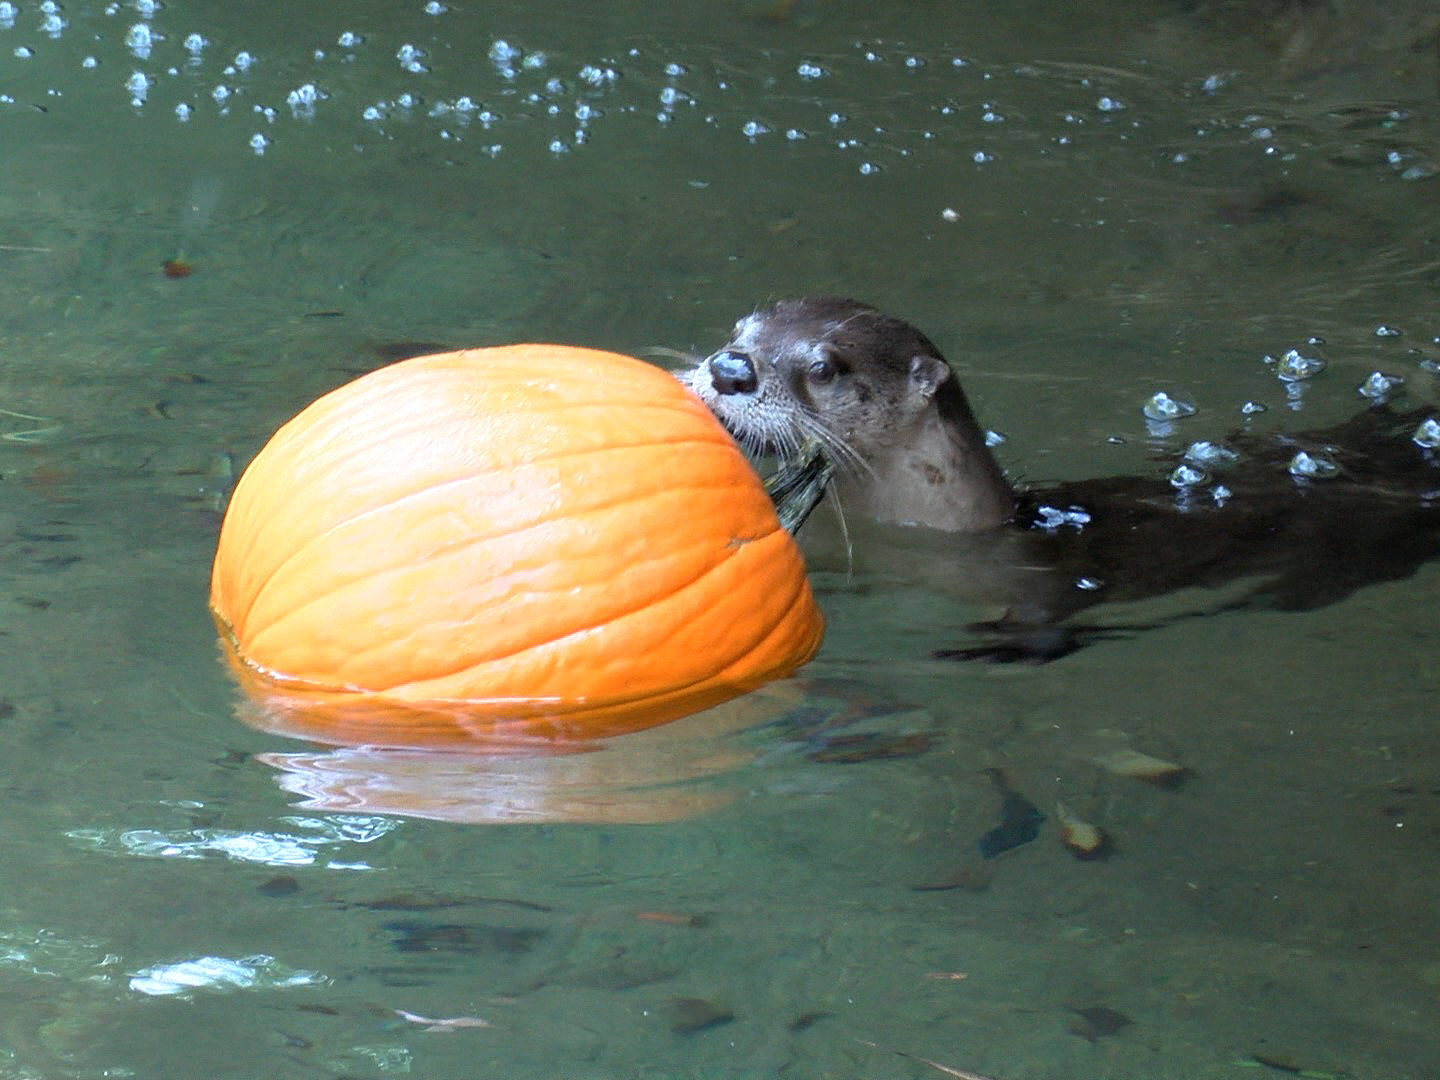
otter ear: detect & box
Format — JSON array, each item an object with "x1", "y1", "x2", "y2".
[{"x1": 908, "y1": 353, "x2": 952, "y2": 400}]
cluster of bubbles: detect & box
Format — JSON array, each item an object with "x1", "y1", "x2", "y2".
[
  {"x1": 1126, "y1": 320, "x2": 1440, "y2": 505},
  {"x1": 6, "y1": 0, "x2": 1430, "y2": 183}
]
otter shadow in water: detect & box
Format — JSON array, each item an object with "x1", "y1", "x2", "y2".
[{"x1": 684, "y1": 298, "x2": 1440, "y2": 662}]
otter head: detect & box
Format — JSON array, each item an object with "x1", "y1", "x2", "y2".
[
  {"x1": 686, "y1": 298, "x2": 953, "y2": 469},
  {"x1": 686, "y1": 298, "x2": 1015, "y2": 531}
]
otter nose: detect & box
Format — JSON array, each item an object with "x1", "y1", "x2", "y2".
[{"x1": 707, "y1": 350, "x2": 758, "y2": 395}]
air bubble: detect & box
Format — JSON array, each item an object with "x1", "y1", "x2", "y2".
[
  {"x1": 797, "y1": 61, "x2": 826, "y2": 79},
  {"x1": 489, "y1": 39, "x2": 520, "y2": 64},
  {"x1": 125, "y1": 23, "x2": 152, "y2": 56},
  {"x1": 1272, "y1": 348, "x2": 1325, "y2": 381},
  {"x1": 1097, "y1": 96, "x2": 1125, "y2": 112},
  {"x1": 183, "y1": 33, "x2": 207, "y2": 54},
  {"x1": 1184, "y1": 441, "x2": 1238, "y2": 468},
  {"x1": 741, "y1": 119, "x2": 771, "y2": 137},
  {"x1": 1288, "y1": 451, "x2": 1339, "y2": 479},
  {"x1": 249, "y1": 132, "x2": 270, "y2": 154},
  {"x1": 424, "y1": 1, "x2": 447, "y2": 13},
  {"x1": 1170, "y1": 463, "x2": 1208, "y2": 488},
  {"x1": 1412, "y1": 418, "x2": 1440, "y2": 449},
  {"x1": 124, "y1": 70, "x2": 149, "y2": 103},
  {"x1": 337, "y1": 31, "x2": 363, "y2": 47},
  {"x1": 1375, "y1": 324, "x2": 1402, "y2": 337},
  {"x1": 1357, "y1": 371, "x2": 1404, "y2": 401},
  {"x1": 1240, "y1": 401, "x2": 1267, "y2": 415},
  {"x1": 577, "y1": 64, "x2": 618, "y2": 87},
  {"x1": 286, "y1": 83, "x2": 323, "y2": 116},
  {"x1": 232, "y1": 51, "x2": 254, "y2": 71},
  {"x1": 1142, "y1": 392, "x2": 1197, "y2": 421},
  {"x1": 396, "y1": 43, "x2": 427, "y2": 74}
]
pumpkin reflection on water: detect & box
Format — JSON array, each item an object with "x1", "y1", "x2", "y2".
[{"x1": 248, "y1": 686, "x2": 801, "y2": 826}]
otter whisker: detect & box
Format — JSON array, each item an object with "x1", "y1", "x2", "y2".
[
  {"x1": 645, "y1": 346, "x2": 703, "y2": 370},
  {"x1": 794, "y1": 410, "x2": 870, "y2": 480},
  {"x1": 825, "y1": 482, "x2": 856, "y2": 580}
]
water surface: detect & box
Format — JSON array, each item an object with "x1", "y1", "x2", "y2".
[{"x1": 3, "y1": 1, "x2": 1439, "y2": 1077}]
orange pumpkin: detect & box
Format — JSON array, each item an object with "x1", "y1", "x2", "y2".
[{"x1": 210, "y1": 345, "x2": 823, "y2": 749}]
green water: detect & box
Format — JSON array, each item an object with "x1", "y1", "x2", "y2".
[{"x1": 2, "y1": 1, "x2": 1439, "y2": 1077}]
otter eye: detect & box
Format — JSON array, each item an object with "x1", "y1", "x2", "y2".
[{"x1": 806, "y1": 357, "x2": 838, "y2": 385}]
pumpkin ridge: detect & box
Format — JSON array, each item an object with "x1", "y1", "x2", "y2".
[
  {"x1": 235, "y1": 387, "x2": 733, "y2": 522},
  {"x1": 371, "y1": 519, "x2": 792, "y2": 699},
  {"x1": 288, "y1": 374, "x2": 729, "y2": 456},
  {"x1": 260, "y1": 503, "x2": 780, "y2": 686},
  {"x1": 238, "y1": 436, "x2": 758, "y2": 631},
  {"x1": 713, "y1": 539, "x2": 821, "y2": 676}
]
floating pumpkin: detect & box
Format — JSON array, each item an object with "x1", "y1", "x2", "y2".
[{"x1": 210, "y1": 345, "x2": 823, "y2": 750}]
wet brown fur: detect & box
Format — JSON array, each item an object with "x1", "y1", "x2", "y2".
[{"x1": 687, "y1": 297, "x2": 1440, "y2": 660}]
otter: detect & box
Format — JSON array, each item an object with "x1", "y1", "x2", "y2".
[{"x1": 686, "y1": 297, "x2": 1440, "y2": 661}]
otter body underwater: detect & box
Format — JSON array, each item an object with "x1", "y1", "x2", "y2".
[{"x1": 685, "y1": 297, "x2": 1440, "y2": 662}]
